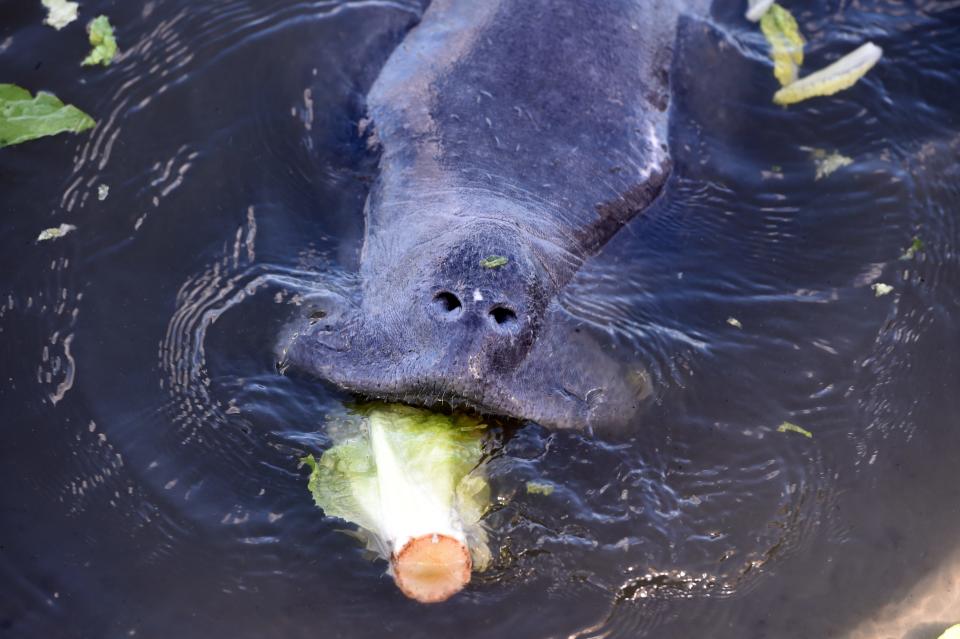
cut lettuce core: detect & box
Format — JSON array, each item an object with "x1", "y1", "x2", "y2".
[{"x1": 303, "y1": 404, "x2": 491, "y2": 603}]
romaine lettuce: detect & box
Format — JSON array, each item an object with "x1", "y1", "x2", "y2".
[{"x1": 304, "y1": 404, "x2": 491, "y2": 603}]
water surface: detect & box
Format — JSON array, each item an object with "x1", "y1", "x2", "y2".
[{"x1": 1, "y1": 1, "x2": 959, "y2": 637}]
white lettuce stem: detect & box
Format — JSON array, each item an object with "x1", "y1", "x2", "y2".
[{"x1": 368, "y1": 414, "x2": 466, "y2": 556}]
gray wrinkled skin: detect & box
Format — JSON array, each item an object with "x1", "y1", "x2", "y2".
[{"x1": 283, "y1": 0, "x2": 709, "y2": 429}]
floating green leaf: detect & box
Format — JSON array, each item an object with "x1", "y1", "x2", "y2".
[
  {"x1": 727, "y1": 317, "x2": 743, "y2": 329},
  {"x1": 777, "y1": 421, "x2": 813, "y2": 438},
  {"x1": 526, "y1": 481, "x2": 555, "y2": 496},
  {"x1": 41, "y1": 0, "x2": 78, "y2": 30},
  {"x1": 0, "y1": 84, "x2": 95, "y2": 148},
  {"x1": 480, "y1": 255, "x2": 509, "y2": 269},
  {"x1": 774, "y1": 42, "x2": 883, "y2": 106},
  {"x1": 900, "y1": 236, "x2": 924, "y2": 260},
  {"x1": 760, "y1": 4, "x2": 805, "y2": 86},
  {"x1": 82, "y1": 16, "x2": 118, "y2": 67}
]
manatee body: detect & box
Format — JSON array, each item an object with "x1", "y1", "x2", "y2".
[{"x1": 286, "y1": 0, "x2": 709, "y2": 429}]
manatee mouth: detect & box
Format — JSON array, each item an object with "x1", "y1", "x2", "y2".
[{"x1": 279, "y1": 290, "x2": 651, "y2": 431}]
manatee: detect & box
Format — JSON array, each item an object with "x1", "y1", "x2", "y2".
[{"x1": 283, "y1": 0, "x2": 710, "y2": 429}]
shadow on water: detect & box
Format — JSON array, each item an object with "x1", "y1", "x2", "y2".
[{"x1": 0, "y1": 0, "x2": 958, "y2": 638}]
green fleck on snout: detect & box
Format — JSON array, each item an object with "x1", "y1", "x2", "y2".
[{"x1": 480, "y1": 255, "x2": 509, "y2": 268}]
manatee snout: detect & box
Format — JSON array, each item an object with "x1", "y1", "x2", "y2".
[
  {"x1": 281, "y1": 224, "x2": 650, "y2": 430},
  {"x1": 417, "y1": 231, "x2": 548, "y2": 373},
  {"x1": 286, "y1": 226, "x2": 545, "y2": 383}
]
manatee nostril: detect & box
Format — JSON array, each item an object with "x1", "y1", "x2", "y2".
[
  {"x1": 489, "y1": 306, "x2": 518, "y2": 327},
  {"x1": 432, "y1": 291, "x2": 462, "y2": 316},
  {"x1": 308, "y1": 309, "x2": 328, "y2": 324}
]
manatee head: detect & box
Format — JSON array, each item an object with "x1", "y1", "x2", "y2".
[{"x1": 280, "y1": 210, "x2": 652, "y2": 431}]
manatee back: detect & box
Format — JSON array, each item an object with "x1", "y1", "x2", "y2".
[{"x1": 366, "y1": 0, "x2": 709, "y2": 259}]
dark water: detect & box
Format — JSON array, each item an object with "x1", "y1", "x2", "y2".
[{"x1": 2, "y1": 0, "x2": 959, "y2": 637}]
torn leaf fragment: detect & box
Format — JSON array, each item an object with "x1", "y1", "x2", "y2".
[
  {"x1": 82, "y1": 16, "x2": 118, "y2": 67},
  {"x1": 41, "y1": 0, "x2": 78, "y2": 30},
  {"x1": 37, "y1": 224, "x2": 77, "y2": 241},
  {"x1": 760, "y1": 4, "x2": 805, "y2": 86},
  {"x1": 777, "y1": 422, "x2": 813, "y2": 438},
  {"x1": 774, "y1": 42, "x2": 883, "y2": 106},
  {"x1": 811, "y1": 149, "x2": 853, "y2": 180},
  {"x1": 871, "y1": 282, "x2": 893, "y2": 297}
]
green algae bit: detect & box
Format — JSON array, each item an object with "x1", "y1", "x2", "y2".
[
  {"x1": 760, "y1": 4, "x2": 805, "y2": 86},
  {"x1": 82, "y1": 16, "x2": 118, "y2": 67},
  {"x1": 303, "y1": 404, "x2": 491, "y2": 603},
  {"x1": 0, "y1": 84, "x2": 95, "y2": 148}
]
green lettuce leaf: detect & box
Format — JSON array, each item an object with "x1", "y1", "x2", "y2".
[
  {"x1": 82, "y1": 16, "x2": 118, "y2": 67},
  {"x1": 0, "y1": 84, "x2": 95, "y2": 148}
]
